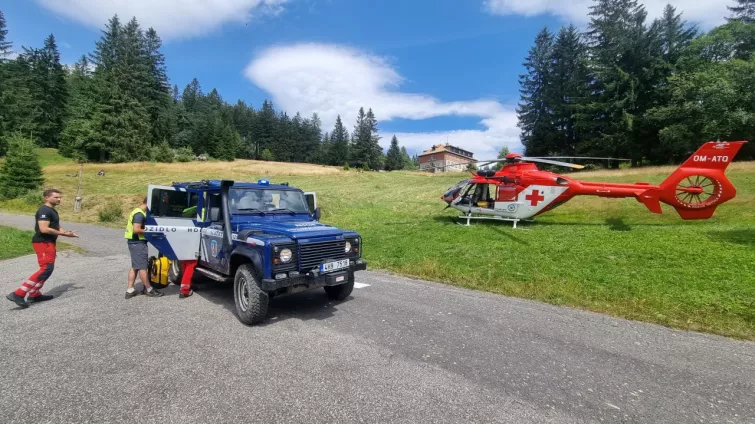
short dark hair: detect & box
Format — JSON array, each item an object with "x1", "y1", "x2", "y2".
[
  {"x1": 143, "y1": 196, "x2": 148, "y2": 204},
  {"x1": 43, "y1": 188, "x2": 61, "y2": 198}
]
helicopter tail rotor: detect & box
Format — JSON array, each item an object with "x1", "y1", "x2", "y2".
[{"x1": 651, "y1": 141, "x2": 747, "y2": 219}]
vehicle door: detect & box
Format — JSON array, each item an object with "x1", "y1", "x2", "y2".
[
  {"x1": 145, "y1": 185, "x2": 202, "y2": 261},
  {"x1": 198, "y1": 191, "x2": 230, "y2": 274}
]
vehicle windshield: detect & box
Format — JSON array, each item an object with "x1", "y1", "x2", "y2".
[{"x1": 229, "y1": 188, "x2": 311, "y2": 214}]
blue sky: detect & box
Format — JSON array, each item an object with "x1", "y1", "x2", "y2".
[{"x1": 1, "y1": 0, "x2": 730, "y2": 159}]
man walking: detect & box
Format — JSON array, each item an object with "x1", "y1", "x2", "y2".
[
  {"x1": 6, "y1": 188, "x2": 78, "y2": 308},
  {"x1": 125, "y1": 197, "x2": 163, "y2": 299}
]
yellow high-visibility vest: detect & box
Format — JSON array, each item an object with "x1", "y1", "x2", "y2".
[{"x1": 124, "y1": 208, "x2": 147, "y2": 241}]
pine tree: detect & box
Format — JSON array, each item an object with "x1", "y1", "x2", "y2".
[
  {"x1": 330, "y1": 115, "x2": 349, "y2": 166},
  {"x1": 0, "y1": 56, "x2": 37, "y2": 154},
  {"x1": 0, "y1": 10, "x2": 12, "y2": 61},
  {"x1": 385, "y1": 135, "x2": 403, "y2": 170},
  {"x1": 37, "y1": 34, "x2": 68, "y2": 148},
  {"x1": 550, "y1": 25, "x2": 590, "y2": 156},
  {"x1": 88, "y1": 15, "x2": 151, "y2": 162},
  {"x1": 727, "y1": 0, "x2": 755, "y2": 23},
  {"x1": 143, "y1": 27, "x2": 173, "y2": 145},
  {"x1": 254, "y1": 100, "x2": 276, "y2": 159},
  {"x1": 583, "y1": 0, "x2": 655, "y2": 162},
  {"x1": 60, "y1": 55, "x2": 96, "y2": 160},
  {"x1": 517, "y1": 27, "x2": 555, "y2": 156},
  {"x1": 351, "y1": 108, "x2": 383, "y2": 169},
  {"x1": 400, "y1": 146, "x2": 414, "y2": 170},
  {"x1": 0, "y1": 134, "x2": 43, "y2": 199}
]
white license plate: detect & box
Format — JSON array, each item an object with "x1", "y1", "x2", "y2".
[{"x1": 320, "y1": 259, "x2": 349, "y2": 273}]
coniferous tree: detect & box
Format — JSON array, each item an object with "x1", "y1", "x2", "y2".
[
  {"x1": 550, "y1": 25, "x2": 590, "y2": 156},
  {"x1": 727, "y1": 0, "x2": 755, "y2": 23},
  {"x1": 582, "y1": 0, "x2": 656, "y2": 163},
  {"x1": 400, "y1": 146, "x2": 414, "y2": 170},
  {"x1": 0, "y1": 10, "x2": 11, "y2": 61},
  {"x1": 143, "y1": 27, "x2": 173, "y2": 145},
  {"x1": 385, "y1": 135, "x2": 403, "y2": 170},
  {"x1": 36, "y1": 34, "x2": 68, "y2": 148},
  {"x1": 330, "y1": 115, "x2": 350, "y2": 166},
  {"x1": 0, "y1": 135, "x2": 43, "y2": 198},
  {"x1": 60, "y1": 55, "x2": 96, "y2": 159},
  {"x1": 517, "y1": 27, "x2": 555, "y2": 156}
]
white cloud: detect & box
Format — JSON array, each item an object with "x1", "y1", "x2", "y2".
[
  {"x1": 244, "y1": 43, "x2": 521, "y2": 160},
  {"x1": 483, "y1": 0, "x2": 729, "y2": 29},
  {"x1": 35, "y1": 0, "x2": 288, "y2": 40}
]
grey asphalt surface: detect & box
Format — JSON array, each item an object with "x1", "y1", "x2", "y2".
[{"x1": 1, "y1": 213, "x2": 753, "y2": 424}]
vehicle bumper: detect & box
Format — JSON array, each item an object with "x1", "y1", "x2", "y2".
[{"x1": 261, "y1": 259, "x2": 367, "y2": 291}]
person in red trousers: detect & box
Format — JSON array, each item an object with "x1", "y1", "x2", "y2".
[
  {"x1": 179, "y1": 260, "x2": 197, "y2": 299},
  {"x1": 7, "y1": 188, "x2": 78, "y2": 308}
]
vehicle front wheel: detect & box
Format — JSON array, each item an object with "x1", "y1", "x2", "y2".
[
  {"x1": 233, "y1": 264, "x2": 269, "y2": 325},
  {"x1": 324, "y1": 272, "x2": 354, "y2": 301}
]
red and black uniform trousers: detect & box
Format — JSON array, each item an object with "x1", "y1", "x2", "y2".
[
  {"x1": 15, "y1": 242, "x2": 56, "y2": 299},
  {"x1": 180, "y1": 260, "x2": 197, "y2": 295}
]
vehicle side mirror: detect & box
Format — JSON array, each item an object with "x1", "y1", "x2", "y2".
[
  {"x1": 209, "y1": 207, "x2": 220, "y2": 222},
  {"x1": 304, "y1": 192, "x2": 317, "y2": 213},
  {"x1": 313, "y1": 207, "x2": 321, "y2": 221}
]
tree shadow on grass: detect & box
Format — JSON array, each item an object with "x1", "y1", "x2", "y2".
[
  {"x1": 707, "y1": 229, "x2": 755, "y2": 247},
  {"x1": 195, "y1": 281, "x2": 341, "y2": 326}
]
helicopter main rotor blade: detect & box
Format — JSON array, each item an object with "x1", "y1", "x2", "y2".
[
  {"x1": 520, "y1": 157, "x2": 585, "y2": 169},
  {"x1": 530, "y1": 156, "x2": 631, "y2": 161}
]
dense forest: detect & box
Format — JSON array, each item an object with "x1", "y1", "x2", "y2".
[
  {"x1": 516, "y1": 0, "x2": 755, "y2": 165},
  {"x1": 0, "y1": 11, "x2": 417, "y2": 171}
]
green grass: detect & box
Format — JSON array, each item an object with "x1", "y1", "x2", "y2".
[
  {"x1": 0, "y1": 226, "x2": 81, "y2": 260},
  {"x1": 36, "y1": 148, "x2": 75, "y2": 167},
  {"x1": 1, "y1": 153, "x2": 753, "y2": 340}
]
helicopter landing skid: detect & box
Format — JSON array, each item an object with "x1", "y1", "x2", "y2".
[{"x1": 456, "y1": 214, "x2": 532, "y2": 229}]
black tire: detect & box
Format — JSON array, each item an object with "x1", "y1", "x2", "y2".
[
  {"x1": 233, "y1": 264, "x2": 268, "y2": 325},
  {"x1": 324, "y1": 272, "x2": 354, "y2": 301},
  {"x1": 168, "y1": 260, "x2": 182, "y2": 285}
]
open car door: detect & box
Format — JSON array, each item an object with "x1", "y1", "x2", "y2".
[{"x1": 144, "y1": 184, "x2": 202, "y2": 261}]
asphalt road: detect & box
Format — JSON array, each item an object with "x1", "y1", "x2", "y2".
[{"x1": 1, "y1": 213, "x2": 753, "y2": 424}]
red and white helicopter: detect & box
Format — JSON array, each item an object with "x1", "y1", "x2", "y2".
[{"x1": 439, "y1": 141, "x2": 747, "y2": 227}]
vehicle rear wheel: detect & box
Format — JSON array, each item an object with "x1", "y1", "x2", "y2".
[
  {"x1": 324, "y1": 272, "x2": 354, "y2": 301},
  {"x1": 233, "y1": 264, "x2": 268, "y2": 325}
]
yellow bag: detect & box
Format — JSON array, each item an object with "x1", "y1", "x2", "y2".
[{"x1": 148, "y1": 256, "x2": 171, "y2": 288}]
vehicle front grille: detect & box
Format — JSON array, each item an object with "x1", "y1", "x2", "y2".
[{"x1": 298, "y1": 239, "x2": 346, "y2": 271}]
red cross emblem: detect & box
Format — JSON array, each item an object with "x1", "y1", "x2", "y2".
[{"x1": 525, "y1": 189, "x2": 545, "y2": 206}]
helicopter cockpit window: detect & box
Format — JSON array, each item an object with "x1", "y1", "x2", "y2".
[
  {"x1": 443, "y1": 180, "x2": 468, "y2": 199},
  {"x1": 457, "y1": 183, "x2": 495, "y2": 208}
]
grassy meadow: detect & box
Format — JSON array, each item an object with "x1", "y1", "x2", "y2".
[
  {"x1": 0, "y1": 225, "x2": 80, "y2": 260},
  {"x1": 2, "y1": 149, "x2": 753, "y2": 340}
]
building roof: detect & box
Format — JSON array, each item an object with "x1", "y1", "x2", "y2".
[{"x1": 417, "y1": 143, "x2": 476, "y2": 161}]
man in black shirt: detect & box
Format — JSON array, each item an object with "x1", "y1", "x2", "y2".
[{"x1": 7, "y1": 188, "x2": 78, "y2": 308}]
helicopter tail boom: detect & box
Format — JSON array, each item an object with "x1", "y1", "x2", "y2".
[{"x1": 567, "y1": 141, "x2": 746, "y2": 219}]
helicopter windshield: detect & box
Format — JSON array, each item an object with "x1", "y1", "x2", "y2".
[
  {"x1": 443, "y1": 180, "x2": 469, "y2": 199},
  {"x1": 229, "y1": 188, "x2": 310, "y2": 214}
]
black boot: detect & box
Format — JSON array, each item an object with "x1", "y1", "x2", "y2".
[{"x1": 6, "y1": 292, "x2": 29, "y2": 308}]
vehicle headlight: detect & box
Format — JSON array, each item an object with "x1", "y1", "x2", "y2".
[
  {"x1": 345, "y1": 241, "x2": 352, "y2": 252},
  {"x1": 279, "y1": 248, "x2": 292, "y2": 263}
]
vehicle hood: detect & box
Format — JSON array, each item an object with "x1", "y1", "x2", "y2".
[{"x1": 236, "y1": 219, "x2": 344, "y2": 240}]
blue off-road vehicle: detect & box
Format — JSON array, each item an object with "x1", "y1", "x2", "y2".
[{"x1": 143, "y1": 179, "x2": 367, "y2": 325}]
